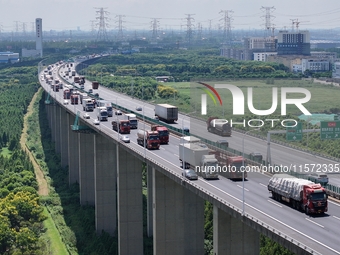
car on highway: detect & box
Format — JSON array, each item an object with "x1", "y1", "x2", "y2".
[
  {"x1": 83, "y1": 113, "x2": 90, "y2": 119},
  {"x1": 135, "y1": 106, "x2": 142, "y2": 111},
  {"x1": 94, "y1": 93, "x2": 99, "y2": 98},
  {"x1": 93, "y1": 119, "x2": 100, "y2": 125},
  {"x1": 120, "y1": 135, "x2": 130, "y2": 143},
  {"x1": 89, "y1": 89, "x2": 93, "y2": 93},
  {"x1": 182, "y1": 169, "x2": 198, "y2": 180},
  {"x1": 63, "y1": 99, "x2": 69, "y2": 105},
  {"x1": 115, "y1": 110, "x2": 122, "y2": 115}
]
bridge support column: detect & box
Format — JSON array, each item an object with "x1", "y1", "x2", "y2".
[
  {"x1": 68, "y1": 114, "x2": 79, "y2": 184},
  {"x1": 213, "y1": 206, "x2": 260, "y2": 255},
  {"x1": 117, "y1": 145, "x2": 143, "y2": 255},
  {"x1": 153, "y1": 169, "x2": 204, "y2": 255},
  {"x1": 79, "y1": 132, "x2": 95, "y2": 206},
  {"x1": 147, "y1": 164, "x2": 153, "y2": 237},
  {"x1": 51, "y1": 104, "x2": 56, "y2": 142},
  {"x1": 55, "y1": 105, "x2": 61, "y2": 154},
  {"x1": 94, "y1": 134, "x2": 117, "y2": 235},
  {"x1": 60, "y1": 111, "x2": 69, "y2": 167}
]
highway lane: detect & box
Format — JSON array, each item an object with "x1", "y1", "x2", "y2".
[
  {"x1": 65, "y1": 64, "x2": 340, "y2": 187},
  {"x1": 46, "y1": 63, "x2": 340, "y2": 254}
]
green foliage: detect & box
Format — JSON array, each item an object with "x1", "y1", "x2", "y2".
[{"x1": 260, "y1": 235, "x2": 295, "y2": 255}]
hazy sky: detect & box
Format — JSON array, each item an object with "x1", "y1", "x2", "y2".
[{"x1": 1, "y1": 0, "x2": 340, "y2": 32}]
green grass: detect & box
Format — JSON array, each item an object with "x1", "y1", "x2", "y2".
[
  {"x1": 0, "y1": 147, "x2": 12, "y2": 157},
  {"x1": 163, "y1": 79, "x2": 340, "y2": 119},
  {"x1": 42, "y1": 207, "x2": 69, "y2": 255}
]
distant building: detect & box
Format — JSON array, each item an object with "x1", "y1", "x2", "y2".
[
  {"x1": 301, "y1": 59, "x2": 330, "y2": 73},
  {"x1": 22, "y1": 18, "x2": 43, "y2": 58},
  {"x1": 332, "y1": 62, "x2": 340, "y2": 78},
  {"x1": 253, "y1": 52, "x2": 277, "y2": 62},
  {"x1": 0, "y1": 52, "x2": 19, "y2": 64},
  {"x1": 277, "y1": 30, "x2": 310, "y2": 56},
  {"x1": 310, "y1": 40, "x2": 340, "y2": 49}
]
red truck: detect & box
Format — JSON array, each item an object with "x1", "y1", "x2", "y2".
[
  {"x1": 151, "y1": 125, "x2": 169, "y2": 144},
  {"x1": 112, "y1": 120, "x2": 130, "y2": 134},
  {"x1": 137, "y1": 130, "x2": 160, "y2": 149},
  {"x1": 71, "y1": 94, "x2": 79, "y2": 105},
  {"x1": 63, "y1": 89, "x2": 71, "y2": 99},
  {"x1": 268, "y1": 174, "x2": 328, "y2": 214}
]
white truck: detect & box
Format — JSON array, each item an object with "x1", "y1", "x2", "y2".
[
  {"x1": 97, "y1": 106, "x2": 108, "y2": 121},
  {"x1": 83, "y1": 98, "x2": 94, "y2": 112},
  {"x1": 97, "y1": 100, "x2": 113, "y2": 117},
  {"x1": 154, "y1": 104, "x2": 178, "y2": 123},
  {"x1": 125, "y1": 113, "x2": 138, "y2": 129},
  {"x1": 179, "y1": 142, "x2": 219, "y2": 179}
]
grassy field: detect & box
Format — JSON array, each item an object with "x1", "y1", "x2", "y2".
[
  {"x1": 164, "y1": 79, "x2": 340, "y2": 120},
  {"x1": 42, "y1": 207, "x2": 69, "y2": 255}
]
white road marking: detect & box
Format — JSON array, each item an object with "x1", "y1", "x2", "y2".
[
  {"x1": 174, "y1": 154, "x2": 179, "y2": 157},
  {"x1": 259, "y1": 183, "x2": 267, "y2": 188},
  {"x1": 236, "y1": 185, "x2": 249, "y2": 191},
  {"x1": 267, "y1": 200, "x2": 282, "y2": 207},
  {"x1": 333, "y1": 216, "x2": 340, "y2": 221},
  {"x1": 305, "y1": 218, "x2": 324, "y2": 228},
  {"x1": 329, "y1": 200, "x2": 340, "y2": 207}
]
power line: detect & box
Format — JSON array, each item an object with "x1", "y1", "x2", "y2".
[
  {"x1": 115, "y1": 15, "x2": 126, "y2": 41},
  {"x1": 220, "y1": 10, "x2": 233, "y2": 45},
  {"x1": 95, "y1": 7, "x2": 110, "y2": 41},
  {"x1": 184, "y1": 14, "x2": 195, "y2": 45}
]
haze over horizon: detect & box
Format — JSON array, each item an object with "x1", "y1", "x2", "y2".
[{"x1": 0, "y1": 0, "x2": 340, "y2": 32}]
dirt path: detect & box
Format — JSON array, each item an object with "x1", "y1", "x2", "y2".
[{"x1": 20, "y1": 88, "x2": 49, "y2": 196}]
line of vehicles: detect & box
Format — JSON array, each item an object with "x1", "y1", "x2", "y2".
[{"x1": 53, "y1": 63, "x2": 330, "y2": 216}]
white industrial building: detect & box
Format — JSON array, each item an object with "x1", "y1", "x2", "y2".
[
  {"x1": 22, "y1": 18, "x2": 43, "y2": 58},
  {"x1": 0, "y1": 52, "x2": 20, "y2": 64}
]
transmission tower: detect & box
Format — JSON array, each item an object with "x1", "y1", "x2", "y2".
[
  {"x1": 90, "y1": 20, "x2": 96, "y2": 35},
  {"x1": 208, "y1": 19, "x2": 212, "y2": 39},
  {"x1": 220, "y1": 10, "x2": 233, "y2": 45},
  {"x1": 22, "y1": 22, "x2": 27, "y2": 36},
  {"x1": 184, "y1": 14, "x2": 195, "y2": 45},
  {"x1": 95, "y1": 7, "x2": 110, "y2": 41},
  {"x1": 196, "y1": 22, "x2": 202, "y2": 40},
  {"x1": 14, "y1": 21, "x2": 20, "y2": 36},
  {"x1": 31, "y1": 22, "x2": 35, "y2": 35},
  {"x1": 261, "y1": 6, "x2": 275, "y2": 36},
  {"x1": 115, "y1": 15, "x2": 125, "y2": 41},
  {"x1": 150, "y1": 18, "x2": 160, "y2": 41}
]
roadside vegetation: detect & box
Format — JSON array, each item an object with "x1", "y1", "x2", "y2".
[{"x1": 3, "y1": 45, "x2": 340, "y2": 254}]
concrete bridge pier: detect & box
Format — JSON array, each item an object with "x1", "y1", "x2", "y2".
[
  {"x1": 68, "y1": 114, "x2": 79, "y2": 184},
  {"x1": 94, "y1": 134, "x2": 117, "y2": 235},
  {"x1": 152, "y1": 169, "x2": 205, "y2": 255},
  {"x1": 213, "y1": 206, "x2": 260, "y2": 255},
  {"x1": 117, "y1": 145, "x2": 143, "y2": 255},
  {"x1": 60, "y1": 110, "x2": 69, "y2": 168}
]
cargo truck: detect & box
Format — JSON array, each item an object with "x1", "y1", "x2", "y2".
[
  {"x1": 82, "y1": 98, "x2": 94, "y2": 112},
  {"x1": 92, "y1": 81, "x2": 99, "y2": 89},
  {"x1": 154, "y1": 104, "x2": 178, "y2": 123},
  {"x1": 97, "y1": 106, "x2": 108, "y2": 121},
  {"x1": 70, "y1": 94, "x2": 79, "y2": 105},
  {"x1": 112, "y1": 120, "x2": 130, "y2": 134},
  {"x1": 137, "y1": 130, "x2": 160, "y2": 149},
  {"x1": 63, "y1": 89, "x2": 71, "y2": 99},
  {"x1": 97, "y1": 100, "x2": 113, "y2": 117},
  {"x1": 179, "y1": 142, "x2": 219, "y2": 179},
  {"x1": 268, "y1": 174, "x2": 328, "y2": 214},
  {"x1": 151, "y1": 125, "x2": 169, "y2": 144},
  {"x1": 125, "y1": 114, "x2": 138, "y2": 129},
  {"x1": 207, "y1": 117, "x2": 232, "y2": 137}
]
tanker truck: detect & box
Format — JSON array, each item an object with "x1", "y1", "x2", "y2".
[
  {"x1": 268, "y1": 174, "x2": 328, "y2": 215},
  {"x1": 207, "y1": 117, "x2": 232, "y2": 136},
  {"x1": 137, "y1": 130, "x2": 160, "y2": 150},
  {"x1": 179, "y1": 142, "x2": 219, "y2": 179}
]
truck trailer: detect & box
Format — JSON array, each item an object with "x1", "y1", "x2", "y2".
[
  {"x1": 137, "y1": 130, "x2": 160, "y2": 150},
  {"x1": 268, "y1": 174, "x2": 328, "y2": 214},
  {"x1": 207, "y1": 117, "x2": 232, "y2": 137},
  {"x1": 179, "y1": 142, "x2": 219, "y2": 179},
  {"x1": 154, "y1": 104, "x2": 178, "y2": 123},
  {"x1": 97, "y1": 100, "x2": 113, "y2": 117},
  {"x1": 82, "y1": 98, "x2": 94, "y2": 112},
  {"x1": 92, "y1": 81, "x2": 99, "y2": 89}
]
